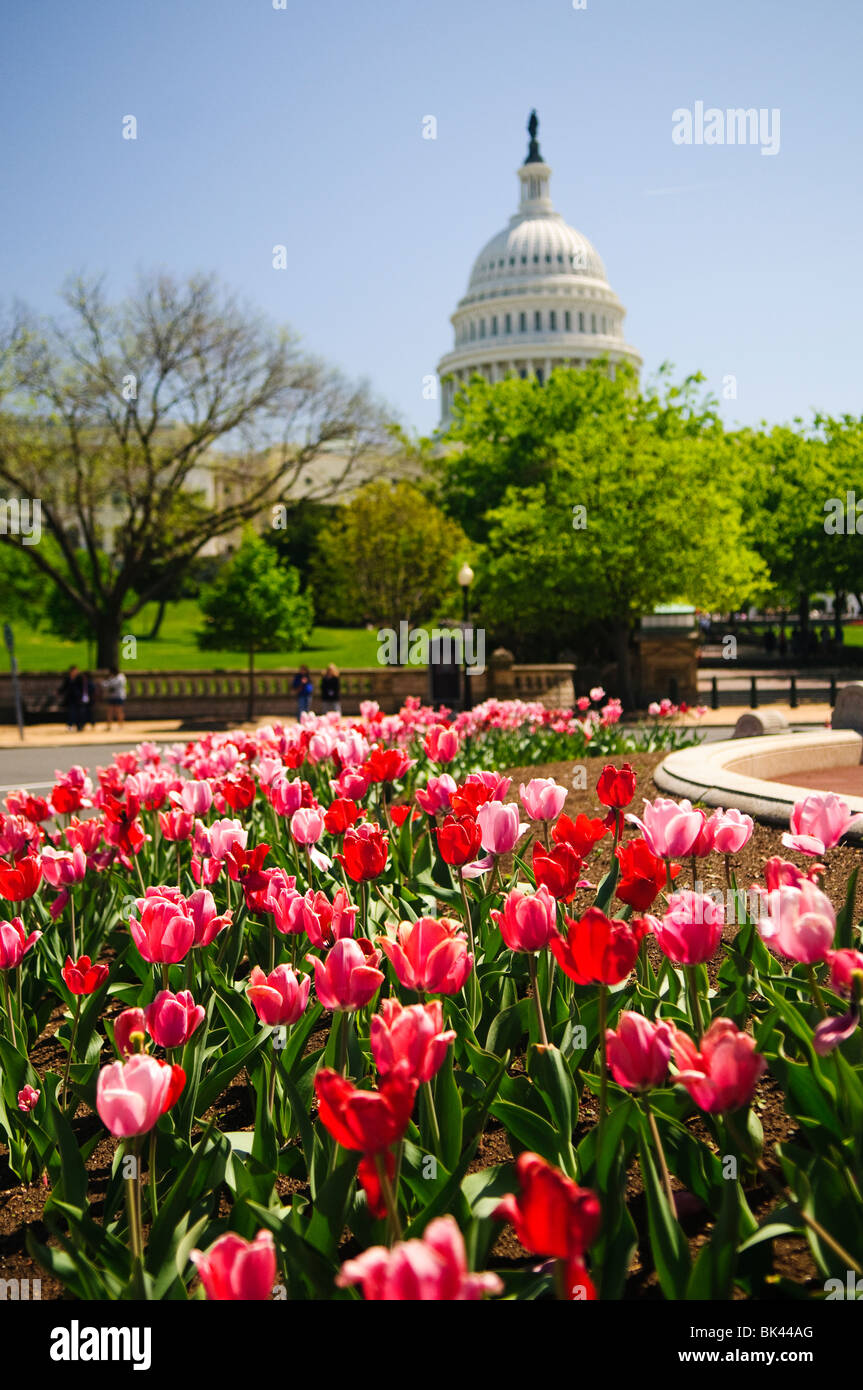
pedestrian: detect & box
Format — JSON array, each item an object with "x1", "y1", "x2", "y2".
[
  {"x1": 103, "y1": 666, "x2": 127, "y2": 729},
  {"x1": 81, "y1": 671, "x2": 97, "y2": 729},
  {"x1": 292, "y1": 664, "x2": 313, "y2": 718},
  {"x1": 58, "y1": 665, "x2": 85, "y2": 732},
  {"x1": 321, "y1": 663, "x2": 341, "y2": 715}
]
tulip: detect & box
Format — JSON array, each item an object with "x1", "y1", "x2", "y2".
[
  {"x1": 96, "y1": 1053, "x2": 184, "y2": 1137},
  {"x1": 41, "y1": 845, "x2": 87, "y2": 887},
  {"x1": 191, "y1": 1230, "x2": 276, "y2": 1301},
  {"x1": 755, "y1": 878, "x2": 835, "y2": 964},
  {"x1": 782, "y1": 791, "x2": 863, "y2": 857},
  {"x1": 435, "y1": 814, "x2": 482, "y2": 867},
  {"x1": 415, "y1": 774, "x2": 457, "y2": 816},
  {"x1": 314, "y1": 1066, "x2": 417, "y2": 1154},
  {"x1": 171, "y1": 780, "x2": 214, "y2": 816},
  {"x1": 337, "y1": 823, "x2": 388, "y2": 881},
  {"x1": 158, "y1": 809, "x2": 194, "y2": 842},
  {"x1": 826, "y1": 948, "x2": 863, "y2": 997},
  {"x1": 205, "y1": 818, "x2": 247, "y2": 861},
  {"x1": 476, "y1": 801, "x2": 527, "y2": 855},
  {"x1": 627, "y1": 797, "x2": 705, "y2": 861},
  {"x1": 377, "y1": 916, "x2": 473, "y2": 995},
  {"x1": 532, "y1": 842, "x2": 581, "y2": 902},
  {"x1": 129, "y1": 893, "x2": 195, "y2": 964},
  {"x1": 247, "y1": 963, "x2": 311, "y2": 1025},
  {"x1": 606, "y1": 1011, "x2": 673, "y2": 1091},
  {"x1": 370, "y1": 999, "x2": 455, "y2": 1083},
  {"x1": 323, "y1": 798, "x2": 363, "y2": 834},
  {"x1": 0, "y1": 853, "x2": 42, "y2": 901},
  {"x1": 62, "y1": 954, "x2": 109, "y2": 995},
  {"x1": 491, "y1": 885, "x2": 557, "y2": 953},
  {"x1": 145, "y1": 989, "x2": 206, "y2": 1048},
  {"x1": 550, "y1": 908, "x2": 647, "y2": 987},
  {"x1": 269, "y1": 774, "x2": 305, "y2": 817},
  {"x1": 424, "y1": 724, "x2": 460, "y2": 765},
  {"x1": 290, "y1": 807, "x2": 325, "y2": 845},
  {"x1": 519, "y1": 778, "x2": 567, "y2": 823},
  {"x1": 187, "y1": 888, "x2": 232, "y2": 948},
  {"x1": 363, "y1": 747, "x2": 413, "y2": 784},
  {"x1": 114, "y1": 1006, "x2": 147, "y2": 1057},
  {"x1": 302, "y1": 887, "x2": 357, "y2": 949},
  {"x1": 337, "y1": 1216, "x2": 501, "y2": 1301},
  {"x1": 709, "y1": 807, "x2": 754, "y2": 855},
  {"x1": 615, "y1": 838, "x2": 680, "y2": 911},
  {"x1": 17, "y1": 1084, "x2": 40, "y2": 1113},
  {"x1": 552, "y1": 812, "x2": 608, "y2": 858},
  {"x1": 308, "y1": 938, "x2": 384, "y2": 1012},
  {"x1": 653, "y1": 890, "x2": 725, "y2": 966},
  {"x1": 0, "y1": 916, "x2": 41, "y2": 972},
  {"x1": 494, "y1": 1152, "x2": 600, "y2": 1300},
  {"x1": 596, "y1": 763, "x2": 636, "y2": 833},
  {"x1": 671, "y1": 1018, "x2": 765, "y2": 1114}
]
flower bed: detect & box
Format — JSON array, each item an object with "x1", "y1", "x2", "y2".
[{"x1": 0, "y1": 698, "x2": 860, "y2": 1302}]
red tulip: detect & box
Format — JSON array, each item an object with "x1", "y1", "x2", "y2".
[
  {"x1": 532, "y1": 842, "x2": 581, "y2": 903},
  {"x1": 552, "y1": 813, "x2": 608, "y2": 859},
  {"x1": 615, "y1": 838, "x2": 680, "y2": 911},
  {"x1": 596, "y1": 763, "x2": 636, "y2": 810},
  {"x1": 114, "y1": 1006, "x2": 147, "y2": 1057},
  {"x1": 370, "y1": 999, "x2": 455, "y2": 1082},
  {"x1": 436, "y1": 814, "x2": 482, "y2": 867},
  {"x1": 0, "y1": 853, "x2": 42, "y2": 901},
  {"x1": 424, "y1": 724, "x2": 460, "y2": 765},
  {"x1": 191, "y1": 1230, "x2": 276, "y2": 1301},
  {"x1": 324, "y1": 798, "x2": 363, "y2": 835},
  {"x1": 336, "y1": 823, "x2": 388, "y2": 881},
  {"x1": 377, "y1": 916, "x2": 473, "y2": 995},
  {"x1": 62, "y1": 954, "x2": 109, "y2": 995},
  {"x1": 221, "y1": 772, "x2": 256, "y2": 811},
  {"x1": 363, "y1": 747, "x2": 413, "y2": 784},
  {"x1": 550, "y1": 908, "x2": 647, "y2": 987},
  {"x1": 314, "y1": 1067, "x2": 417, "y2": 1154},
  {"x1": 494, "y1": 1152, "x2": 600, "y2": 1299}
]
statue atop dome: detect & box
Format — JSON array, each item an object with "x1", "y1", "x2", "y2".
[{"x1": 524, "y1": 109, "x2": 543, "y2": 164}]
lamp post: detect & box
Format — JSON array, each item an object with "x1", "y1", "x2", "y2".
[{"x1": 457, "y1": 562, "x2": 474, "y2": 711}]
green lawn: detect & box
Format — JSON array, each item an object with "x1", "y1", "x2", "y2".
[{"x1": 3, "y1": 599, "x2": 385, "y2": 673}]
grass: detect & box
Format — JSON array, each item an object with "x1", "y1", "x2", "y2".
[{"x1": 2, "y1": 599, "x2": 385, "y2": 673}]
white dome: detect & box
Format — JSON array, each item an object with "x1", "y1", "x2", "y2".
[
  {"x1": 437, "y1": 113, "x2": 641, "y2": 425},
  {"x1": 467, "y1": 214, "x2": 607, "y2": 293}
]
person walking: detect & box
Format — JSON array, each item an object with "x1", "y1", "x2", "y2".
[
  {"x1": 103, "y1": 667, "x2": 127, "y2": 729},
  {"x1": 81, "y1": 671, "x2": 97, "y2": 729},
  {"x1": 321, "y1": 663, "x2": 341, "y2": 715},
  {"x1": 292, "y1": 665, "x2": 313, "y2": 718},
  {"x1": 58, "y1": 665, "x2": 85, "y2": 732}
]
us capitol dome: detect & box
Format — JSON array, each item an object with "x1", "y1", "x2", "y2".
[{"x1": 437, "y1": 111, "x2": 642, "y2": 424}]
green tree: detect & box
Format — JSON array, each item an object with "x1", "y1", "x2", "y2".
[
  {"x1": 435, "y1": 365, "x2": 764, "y2": 704},
  {"x1": 197, "y1": 529, "x2": 313, "y2": 718},
  {"x1": 310, "y1": 480, "x2": 469, "y2": 629}
]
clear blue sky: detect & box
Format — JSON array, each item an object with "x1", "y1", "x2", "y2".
[{"x1": 2, "y1": 0, "x2": 860, "y2": 437}]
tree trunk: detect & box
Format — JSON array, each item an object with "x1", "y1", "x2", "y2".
[
  {"x1": 834, "y1": 591, "x2": 846, "y2": 647},
  {"x1": 247, "y1": 646, "x2": 255, "y2": 722},
  {"x1": 797, "y1": 590, "x2": 810, "y2": 641},
  {"x1": 94, "y1": 615, "x2": 122, "y2": 670},
  {"x1": 612, "y1": 621, "x2": 636, "y2": 711},
  {"x1": 145, "y1": 596, "x2": 168, "y2": 641}
]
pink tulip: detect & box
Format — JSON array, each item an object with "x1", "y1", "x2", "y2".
[
  {"x1": 654, "y1": 890, "x2": 725, "y2": 965},
  {"x1": 96, "y1": 1053, "x2": 176, "y2": 1137},
  {"x1": 247, "y1": 963, "x2": 311, "y2": 1025},
  {"x1": 269, "y1": 775, "x2": 305, "y2": 817},
  {"x1": 826, "y1": 948, "x2": 863, "y2": 997},
  {"x1": 755, "y1": 879, "x2": 836, "y2": 964},
  {"x1": 424, "y1": 724, "x2": 460, "y2": 765},
  {"x1": 334, "y1": 767, "x2": 370, "y2": 801},
  {"x1": 606, "y1": 1011, "x2": 673, "y2": 1091},
  {"x1": 709, "y1": 808, "x2": 754, "y2": 855},
  {"x1": 187, "y1": 888, "x2": 232, "y2": 948},
  {"x1": 171, "y1": 779, "x2": 215, "y2": 816},
  {"x1": 0, "y1": 916, "x2": 41, "y2": 970},
  {"x1": 763, "y1": 856, "x2": 813, "y2": 890},
  {"x1": 370, "y1": 999, "x2": 456, "y2": 1083},
  {"x1": 307, "y1": 938, "x2": 384, "y2": 1012},
  {"x1": 129, "y1": 893, "x2": 195, "y2": 964},
  {"x1": 290, "y1": 807, "x2": 325, "y2": 845},
  {"x1": 377, "y1": 917, "x2": 473, "y2": 995},
  {"x1": 205, "y1": 818, "x2": 247, "y2": 861},
  {"x1": 158, "y1": 809, "x2": 195, "y2": 842},
  {"x1": 114, "y1": 1006, "x2": 147, "y2": 1057},
  {"x1": 336, "y1": 1215, "x2": 502, "y2": 1300},
  {"x1": 627, "y1": 797, "x2": 705, "y2": 859},
  {"x1": 40, "y1": 844, "x2": 87, "y2": 887},
  {"x1": 191, "y1": 1230, "x2": 276, "y2": 1301},
  {"x1": 782, "y1": 792, "x2": 863, "y2": 857},
  {"x1": 17, "y1": 1084, "x2": 40, "y2": 1112},
  {"x1": 672, "y1": 1018, "x2": 766, "y2": 1113},
  {"x1": 145, "y1": 989, "x2": 205, "y2": 1049},
  {"x1": 302, "y1": 887, "x2": 357, "y2": 949},
  {"x1": 490, "y1": 885, "x2": 557, "y2": 952},
  {"x1": 477, "y1": 801, "x2": 528, "y2": 855},
  {"x1": 415, "y1": 774, "x2": 457, "y2": 816},
  {"x1": 519, "y1": 778, "x2": 567, "y2": 822}
]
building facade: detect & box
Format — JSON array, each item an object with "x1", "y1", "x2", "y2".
[{"x1": 437, "y1": 112, "x2": 641, "y2": 424}]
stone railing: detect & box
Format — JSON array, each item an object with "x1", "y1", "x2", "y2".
[{"x1": 0, "y1": 652, "x2": 576, "y2": 724}]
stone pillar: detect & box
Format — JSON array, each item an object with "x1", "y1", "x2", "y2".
[{"x1": 488, "y1": 647, "x2": 515, "y2": 700}]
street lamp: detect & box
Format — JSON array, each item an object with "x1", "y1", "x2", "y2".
[{"x1": 457, "y1": 563, "x2": 474, "y2": 710}]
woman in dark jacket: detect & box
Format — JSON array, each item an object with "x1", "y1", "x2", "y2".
[
  {"x1": 58, "y1": 665, "x2": 85, "y2": 731},
  {"x1": 321, "y1": 664, "x2": 341, "y2": 715}
]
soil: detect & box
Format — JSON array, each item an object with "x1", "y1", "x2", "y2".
[{"x1": 2, "y1": 751, "x2": 856, "y2": 1298}]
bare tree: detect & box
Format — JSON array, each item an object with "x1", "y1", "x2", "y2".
[{"x1": 0, "y1": 272, "x2": 392, "y2": 666}]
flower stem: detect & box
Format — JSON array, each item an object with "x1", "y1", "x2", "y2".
[
  {"x1": 528, "y1": 952, "x2": 549, "y2": 1046},
  {"x1": 597, "y1": 984, "x2": 608, "y2": 1147},
  {"x1": 458, "y1": 871, "x2": 476, "y2": 957},
  {"x1": 60, "y1": 995, "x2": 82, "y2": 1112},
  {"x1": 423, "y1": 1079, "x2": 442, "y2": 1156},
  {"x1": 807, "y1": 965, "x2": 828, "y2": 1019},
  {"x1": 686, "y1": 964, "x2": 705, "y2": 1040},
  {"x1": 644, "y1": 1094, "x2": 676, "y2": 1213},
  {"x1": 375, "y1": 1151, "x2": 403, "y2": 1247},
  {"x1": 2, "y1": 971, "x2": 17, "y2": 1048}
]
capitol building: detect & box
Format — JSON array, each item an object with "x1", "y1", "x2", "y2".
[{"x1": 437, "y1": 113, "x2": 641, "y2": 423}]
